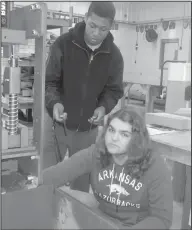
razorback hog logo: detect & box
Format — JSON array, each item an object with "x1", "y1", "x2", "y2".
[{"x1": 107, "y1": 184, "x2": 130, "y2": 196}]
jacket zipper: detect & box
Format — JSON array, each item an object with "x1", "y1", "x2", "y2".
[
  {"x1": 72, "y1": 41, "x2": 110, "y2": 131},
  {"x1": 72, "y1": 41, "x2": 110, "y2": 60}
]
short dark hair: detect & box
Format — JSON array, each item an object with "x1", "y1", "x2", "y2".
[{"x1": 87, "y1": 2, "x2": 116, "y2": 22}]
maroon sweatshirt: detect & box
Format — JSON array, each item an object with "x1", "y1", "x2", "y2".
[{"x1": 42, "y1": 144, "x2": 173, "y2": 229}]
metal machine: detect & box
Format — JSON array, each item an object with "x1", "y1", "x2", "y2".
[
  {"x1": 1, "y1": 3, "x2": 48, "y2": 185},
  {"x1": 1, "y1": 2, "x2": 72, "y2": 184}
]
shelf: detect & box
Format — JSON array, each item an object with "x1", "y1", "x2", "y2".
[
  {"x1": 2, "y1": 58, "x2": 35, "y2": 67},
  {"x1": 2, "y1": 146, "x2": 38, "y2": 160},
  {"x1": 19, "y1": 60, "x2": 35, "y2": 67},
  {"x1": 47, "y1": 18, "x2": 69, "y2": 30}
]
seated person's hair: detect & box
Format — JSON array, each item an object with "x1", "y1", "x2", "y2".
[{"x1": 96, "y1": 106, "x2": 153, "y2": 179}]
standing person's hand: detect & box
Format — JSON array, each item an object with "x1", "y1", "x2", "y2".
[
  {"x1": 53, "y1": 103, "x2": 67, "y2": 122},
  {"x1": 88, "y1": 106, "x2": 106, "y2": 126}
]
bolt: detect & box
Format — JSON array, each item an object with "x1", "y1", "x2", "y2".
[
  {"x1": 30, "y1": 4, "x2": 40, "y2": 10},
  {"x1": 32, "y1": 30, "x2": 39, "y2": 37},
  {"x1": 31, "y1": 156, "x2": 38, "y2": 160},
  {"x1": 35, "y1": 4, "x2": 40, "y2": 9},
  {"x1": 28, "y1": 175, "x2": 34, "y2": 180},
  {"x1": 30, "y1": 4, "x2": 35, "y2": 10}
]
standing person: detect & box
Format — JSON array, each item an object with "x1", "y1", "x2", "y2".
[
  {"x1": 42, "y1": 106, "x2": 173, "y2": 229},
  {"x1": 45, "y1": 1, "x2": 124, "y2": 192}
]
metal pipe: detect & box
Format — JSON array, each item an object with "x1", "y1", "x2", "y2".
[{"x1": 159, "y1": 60, "x2": 187, "y2": 97}]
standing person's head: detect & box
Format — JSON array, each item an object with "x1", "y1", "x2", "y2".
[
  {"x1": 96, "y1": 106, "x2": 153, "y2": 179},
  {"x1": 84, "y1": 2, "x2": 116, "y2": 46}
]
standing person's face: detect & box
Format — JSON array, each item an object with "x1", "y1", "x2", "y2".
[
  {"x1": 105, "y1": 118, "x2": 132, "y2": 155},
  {"x1": 84, "y1": 12, "x2": 112, "y2": 46}
]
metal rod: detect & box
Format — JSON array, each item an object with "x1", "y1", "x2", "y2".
[
  {"x1": 159, "y1": 60, "x2": 187, "y2": 97},
  {"x1": 32, "y1": 2, "x2": 48, "y2": 185},
  {"x1": 52, "y1": 121, "x2": 63, "y2": 163},
  {"x1": 6, "y1": 53, "x2": 20, "y2": 135}
]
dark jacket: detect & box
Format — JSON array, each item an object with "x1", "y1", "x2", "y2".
[{"x1": 45, "y1": 21, "x2": 124, "y2": 131}]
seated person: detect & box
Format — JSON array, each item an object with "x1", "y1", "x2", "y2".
[{"x1": 42, "y1": 106, "x2": 173, "y2": 229}]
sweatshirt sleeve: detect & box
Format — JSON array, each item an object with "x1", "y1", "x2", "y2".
[
  {"x1": 41, "y1": 145, "x2": 95, "y2": 188},
  {"x1": 45, "y1": 36, "x2": 64, "y2": 115},
  {"x1": 97, "y1": 46, "x2": 124, "y2": 114},
  {"x1": 130, "y1": 155, "x2": 173, "y2": 230}
]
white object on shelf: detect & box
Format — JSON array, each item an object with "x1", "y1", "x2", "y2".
[{"x1": 167, "y1": 63, "x2": 191, "y2": 82}]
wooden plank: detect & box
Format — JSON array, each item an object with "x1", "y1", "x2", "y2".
[
  {"x1": 2, "y1": 146, "x2": 37, "y2": 160},
  {"x1": 146, "y1": 112, "x2": 191, "y2": 130},
  {"x1": 151, "y1": 131, "x2": 191, "y2": 153},
  {"x1": 1, "y1": 151, "x2": 38, "y2": 160},
  {"x1": 174, "y1": 108, "x2": 191, "y2": 118},
  {"x1": 151, "y1": 141, "x2": 191, "y2": 166}
]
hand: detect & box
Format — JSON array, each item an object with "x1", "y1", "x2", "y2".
[
  {"x1": 53, "y1": 103, "x2": 67, "y2": 123},
  {"x1": 88, "y1": 106, "x2": 106, "y2": 126}
]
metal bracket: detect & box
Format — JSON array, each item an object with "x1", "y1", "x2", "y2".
[
  {"x1": 2, "y1": 28, "x2": 27, "y2": 45},
  {"x1": 9, "y1": 3, "x2": 47, "y2": 39}
]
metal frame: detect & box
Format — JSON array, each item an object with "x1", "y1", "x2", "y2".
[
  {"x1": 1, "y1": 2, "x2": 48, "y2": 183},
  {"x1": 1, "y1": 2, "x2": 72, "y2": 183},
  {"x1": 159, "y1": 38, "x2": 179, "y2": 70},
  {"x1": 2, "y1": 28, "x2": 27, "y2": 44}
]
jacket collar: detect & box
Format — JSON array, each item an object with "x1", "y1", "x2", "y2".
[{"x1": 69, "y1": 21, "x2": 113, "y2": 53}]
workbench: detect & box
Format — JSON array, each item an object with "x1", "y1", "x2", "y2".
[
  {"x1": 1, "y1": 128, "x2": 191, "y2": 229},
  {"x1": 149, "y1": 128, "x2": 191, "y2": 230}
]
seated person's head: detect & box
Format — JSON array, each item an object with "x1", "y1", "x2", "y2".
[{"x1": 96, "y1": 106, "x2": 152, "y2": 178}]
